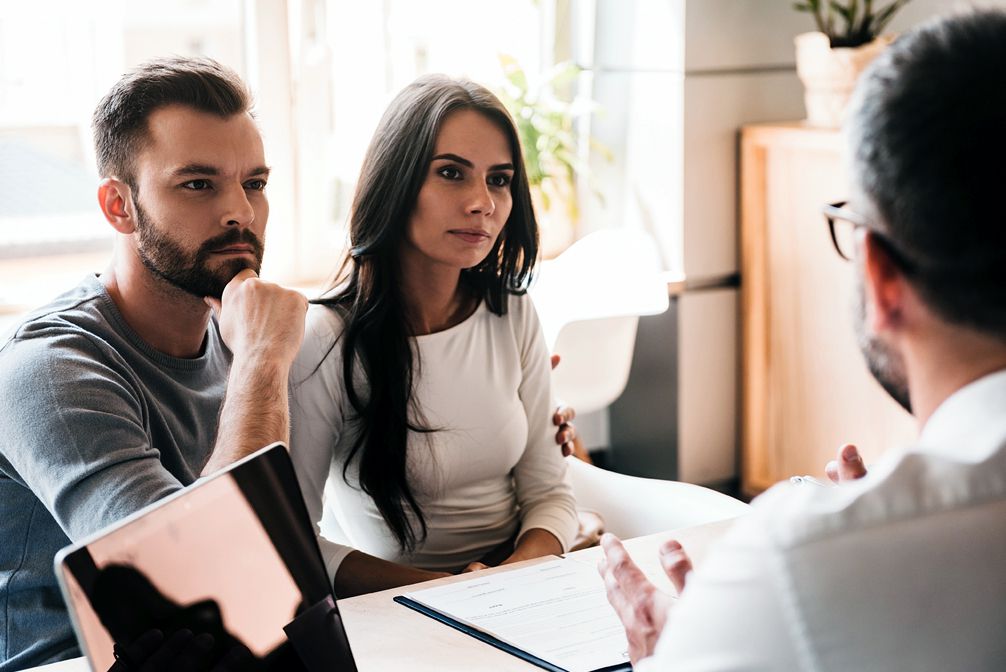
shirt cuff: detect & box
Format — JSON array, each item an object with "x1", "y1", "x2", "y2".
[
  {"x1": 317, "y1": 534, "x2": 355, "y2": 586},
  {"x1": 517, "y1": 509, "x2": 579, "y2": 553}
]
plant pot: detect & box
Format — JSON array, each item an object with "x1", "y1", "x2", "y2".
[{"x1": 795, "y1": 31, "x2": 894, "y2": 128}]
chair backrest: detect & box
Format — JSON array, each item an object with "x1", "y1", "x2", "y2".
[
  {"x1": 567, "y1": 457, "x2": 750, "y2": 538},
  {"x1": 530, "y1": 229, "x2": 669, "y2": 414}
]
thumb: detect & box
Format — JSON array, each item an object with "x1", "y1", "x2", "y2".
[
  {"x1": 659, "y1": 540, "x2": 692, "y2": 595},
  {"x1": 838, "y1": 443, "x2": 868, "y2": 481},
  {"x1": 204, "y1": 296, "x2": 222, "y2": 315}
]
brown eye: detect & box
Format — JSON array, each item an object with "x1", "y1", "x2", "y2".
[{"x1": 437, "y1": 166, "x2": 463, "y2": 180}]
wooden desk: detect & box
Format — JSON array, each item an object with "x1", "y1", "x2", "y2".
[
  {"x1": 338, "y1": 517, "x2": 737, "y2": 671},
  {"x1": 26, "y1": 518, "x2": 737, "y2": 672}
]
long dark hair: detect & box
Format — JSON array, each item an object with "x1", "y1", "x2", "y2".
[{"x1": 315, "y1": 75, "x2": 539, "y2": 552}]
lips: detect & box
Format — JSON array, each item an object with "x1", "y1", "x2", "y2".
[
  {"x1": 448, "y1": 229, "x2": 491, "y2": 244},
  {"x1": 211, "y1": 245, "x2": 256, "y2": 254}
]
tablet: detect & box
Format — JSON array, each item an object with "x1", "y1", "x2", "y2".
[{"x1": 54, "y1": 443, "x2": 356, "y2": 671}]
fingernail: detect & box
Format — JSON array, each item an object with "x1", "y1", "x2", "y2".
[
  {"x1": 842, "y1": 445, "x2": 861, "y2": 462},
  {"x1": 660, "y1": 540, "x2": 682, "y2": 554}
]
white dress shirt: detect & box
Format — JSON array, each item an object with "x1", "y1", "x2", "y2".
[
  {"x1": 639, "y1": 368, "x2": 1006, "y2": 671},
  {"x1": 288, "y1": 295, "x2": 577, "y2": 582}
]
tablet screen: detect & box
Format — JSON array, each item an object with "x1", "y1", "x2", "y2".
[{"x1": 57, "y1": 444, "x2": 355, "y2": 671}]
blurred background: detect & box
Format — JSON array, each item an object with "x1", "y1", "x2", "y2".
[{"x1": 0, "y1": 0, "x2": 990, "y2": 495}]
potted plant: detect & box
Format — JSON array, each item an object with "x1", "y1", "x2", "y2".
[
  {"x1": 794, "y1": 0, "x2": 913, "y2": 127},
  {"x1": 496, "y1": 55, "x2": 609, "y2": 258}
]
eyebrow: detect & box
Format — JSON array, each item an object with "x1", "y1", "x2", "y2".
[
  {"x1": 170, "y1": 164, "x2": 271, "y2": 178},
  {"x1": 431, "y1": 153, "x2": 514, "y2": 172}
]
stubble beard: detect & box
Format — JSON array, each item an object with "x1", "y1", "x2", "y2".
[
  {"x1": 853, "y1": 271, "x2": 913, "y2": 414},
  {"x1": 133, "y1": 199, "x2": 264, "y2": 300}
]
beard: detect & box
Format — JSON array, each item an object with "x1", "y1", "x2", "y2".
[
  {"x1": 133, "y1": 200, "x2": 264, "y2": 300},
  {"x1": 853, "y1": 272, "x2": 912, "y2": 413}
]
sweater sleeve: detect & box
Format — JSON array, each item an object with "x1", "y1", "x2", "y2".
[
  {"x1": 0, "y1": 331, "x2": 184, "y2": 541},
  {"x1": 510, "y1": 294, "x2": 579, "y2": 551},
  {"x1": 288, "y1": 305, "x2": 356, "y2": 584}
]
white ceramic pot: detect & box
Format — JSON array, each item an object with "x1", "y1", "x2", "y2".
[{"x1": 795, "y1": 31, "x2": 894, "y2": 128}]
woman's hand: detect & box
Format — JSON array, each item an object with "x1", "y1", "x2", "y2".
[{"x1": 550, "y1": 354, "x2": 583, "y2": 459}]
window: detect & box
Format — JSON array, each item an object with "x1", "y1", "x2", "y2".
[
  {"x1": 0, "y1": 0, "x2": 555, "y2": 312},
  {"x1": 0, "y1": 0, "x2": 246, "y2": 309}
]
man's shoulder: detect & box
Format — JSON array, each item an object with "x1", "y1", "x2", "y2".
[
  {"x1": 748, "y1": 441, "x2": 1006, "y2": 552},
  {"x1": 0, "y1": 276, "x2": 141, "y2": 391},
  {"x1": 3, "y1": 275, "x2": 114, "y2": 347}
]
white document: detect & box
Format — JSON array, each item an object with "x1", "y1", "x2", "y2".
[{"x1": 402, "y1": 558, "x2": 632, "y2": 672}]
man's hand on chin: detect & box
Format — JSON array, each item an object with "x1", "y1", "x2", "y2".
[{"x1": 205, "y1": 269, "x2": 307, "y2": 368}]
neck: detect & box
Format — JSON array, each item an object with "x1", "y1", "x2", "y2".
[
  {"x1": 902, "y1": 321, "x2": 1006, "y2": 428},
  {"x1": 398, "y1": 252, "x2": 469, "y2": 336},
  {"x1": 101, "y1": 255, "x2": 212, "y2": 359}
]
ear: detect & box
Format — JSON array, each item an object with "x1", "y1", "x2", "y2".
[
  {"x1": 860, "y1": 229, "x2": 906, "y2": 335},
  {"x1": 97, "y1": 178, "x2": 136, "y2": 234}
]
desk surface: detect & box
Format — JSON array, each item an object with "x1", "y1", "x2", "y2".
[
  {"x1": 28, "y1": 517, "x2": 737, "y2": 672},
  {"x1": 339, "y1": 517, "x2": 735, "y2": 672}
]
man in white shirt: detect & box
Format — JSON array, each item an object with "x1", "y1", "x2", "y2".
[{"x1": 600, "y1": 9, "x2": 1006, "y2": 671}]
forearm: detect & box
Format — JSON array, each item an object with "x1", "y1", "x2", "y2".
[
  {"x1": 202, "y1": 356, "x2": 290, "y2": 476},
  {"x1": 502, "y1": 528, "x2": 563, "y2": 565},
  {"x1": 333, "y1": 550, "x2": 450, "y2": 598}
]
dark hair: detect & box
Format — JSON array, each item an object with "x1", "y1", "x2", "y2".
[
  {"x1": 316, "y1": 75, "x2": 538, "y2": 552},
  {"x1": 848, "y1": 9, "x2": 1006, "y2": 338},
  {"x1": 92, "y1": 57, "x2": 252, "y2": 187}
]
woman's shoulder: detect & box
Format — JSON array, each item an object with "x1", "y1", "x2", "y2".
[
  {"x1": 502, "y1": 291, "x2": 542, "y2": 330},
  {"x1": 305, "y1": 302, "x2": 346, "y2": 338},
  {"x1": 293, "y1": 303, "x2": 347, "y2": 381}
]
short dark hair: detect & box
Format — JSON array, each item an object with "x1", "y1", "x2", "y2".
[
  {"x1": 92, "y1": 57, "x2": 252, "y2": 187},
  {"x1": 848, "y1": 9, "x2": 1006, "y2": 338}
]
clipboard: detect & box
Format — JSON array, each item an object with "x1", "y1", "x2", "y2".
[
  {"x1": 392, "y1": 557, "x2": 633, "y2": 672},
  {"x1": 394, "y1": 595, "x2": 631, "y2": 672}
]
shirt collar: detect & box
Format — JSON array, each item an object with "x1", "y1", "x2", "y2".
[{"x1": 916, "y1": 367, "x2": 1006, "y2": 462}]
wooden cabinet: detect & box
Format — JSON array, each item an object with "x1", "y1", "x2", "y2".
[{"x1": 739, "y1": 123, "x2": 916, "y2": 495}]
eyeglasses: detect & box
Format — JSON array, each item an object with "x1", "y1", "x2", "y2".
[{"x1": 822, "y1": 200, "x2": 916, "y2": 273}]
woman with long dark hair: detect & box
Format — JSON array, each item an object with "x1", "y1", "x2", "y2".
[{"x1": 290, "y1": 75, "x2": 578, "y2": 596}]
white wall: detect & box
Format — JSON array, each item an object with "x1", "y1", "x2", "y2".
[{"x1": 592, "y1": 0, "x2": 993, "y2": 484}]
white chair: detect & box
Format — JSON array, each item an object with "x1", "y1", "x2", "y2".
[
  {"x1": 531, "y1": 231, "x2": 748, "y2": 536},
  {"x1": 567, "y1": 457, "x2": 750, "y2": 539},
  {"x1": 530, "y1": 229, "x2": 671, "y2": 414}
]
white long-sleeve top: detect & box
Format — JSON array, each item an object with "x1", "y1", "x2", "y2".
[
  {"x1": 289, "y1": 293, "x2": 577, "y2": 583},
  {"x1": 638, "y1": 368, "x2": 1006, "y2": 671}
]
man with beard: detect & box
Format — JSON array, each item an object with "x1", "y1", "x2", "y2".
[
  {"x1": 0, "y1": 58, "x2": 307, "y2": 669},
  {"x1": 601, "y1": 9, "x2": 1006, "y2": 671}
]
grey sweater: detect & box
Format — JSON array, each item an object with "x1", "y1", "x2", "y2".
[{"x1": 0, "y1": 275, "x2": 230, "y2": 670}]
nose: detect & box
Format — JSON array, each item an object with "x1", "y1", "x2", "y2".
[
  {"x1": 222, "y1": 183, "x2": 255, "y2": 228},
  {"x1": 466, "y1": 180, "x2": 495, "y2": 217}
]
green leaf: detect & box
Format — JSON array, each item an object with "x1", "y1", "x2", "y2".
[
  {"x1": 498, "y1": 53, "x2": 528, "y2": 92},
  {"x1": 873, "y1": 0, "x2": 912, "y2": 34}
]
